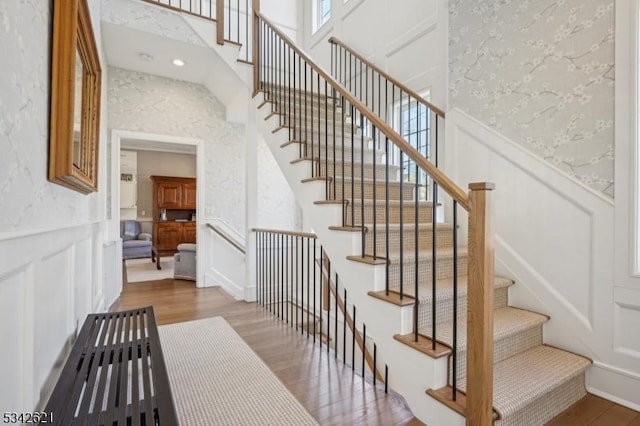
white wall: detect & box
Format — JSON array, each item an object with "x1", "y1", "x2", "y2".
[
  {"x1": 299, "y1": 0, "x2": 449, "y2": 108},
  {"x1": 0, "y1": 0, "x2": 111, "y2": 412}
]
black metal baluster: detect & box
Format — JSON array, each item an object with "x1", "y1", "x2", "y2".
[
  {"x1": 343, "y1": 289, "x2": 347, "y2": 364},
  {"x1": 245, "y1": 0, "x2": 248, "y2": 61},
  {"x1": 288, "y1": 46, "x2": 292, "y2": 141},
  {"x1": 319, "y1": 246, "x2": 323, "y2": 350},
  {"x1": 280, "y1": 233, "x2": 284, "y2": 319},
  {"x1": 296, "y1": 236, "x2": 299, "y2": 330},
  {"x1": 325, "y1": 80, "x2": 329, "y2": 198},
  {"x1": 318, "y1": 73, "x2": 322, "y2": 190},
  {"x1": 307, "y1": 237, "x2": 311, "y2": 338},
  {"x1": 373, "y1": 343, "x2": 377, "y2": 385},
  {"x1": 360, "y1": 112, "x2": 365, "y2": 257},
  {"x1": 452, "y1": 201, "x2": 459, "y2": 401},
  {"x1": 335, "y1": 273, "x2": 338, "y2": 359},
  {"x1": 414, "y1": 153, "x2": 420, "y2": 342},
  {"x1": 332, "y1": 79, "x2": 337, "y2": 200},
  {"x1": 399, "y1": 90, "x2": 404, "y2": 299},
  {"x1": 350, "y1": 105, "x2": 355, "y2": 229},
  {"x1": 326, "y1": 257, "x2": 330, "y2": 354},
  {"x1": 269, "y1": 233, "x2": 273, "y2": 313},
  {"x1": 372, "y1": 128, "x2": 377, "y2": 260},
  {"x1": 385, "y1": 365, "x2": 388, "y2": 393},
  {"x1": 278, "y1": 37, "x2": 283, "y2": 128},
  {"x1": 288, "y1": 234, "x2": 292, "y2": 327},
  {"x1": 313, "y1": 239, "x2": 316, "y2": 343},
  {"x1": 351, "y1": 305, "x2": 356, "y2": 372},
  {"x1": 255, "y1": 232, "x2": 259, "y2": 305},
  {"x1": 431, "y1": 181, "x2": 438, "y2": 350},
  {"x1": 303, "y1": 62, "x2": 307, "y2": 157},
  {"x1": 362, "y1": 323, "x2": 366, "y2": 377},
  {"x1": 341, "y1": 98, "x2": 346, "y2": 225},
  {"x1": 301, "y1": 236, "x2": 305, "y2": 335}
]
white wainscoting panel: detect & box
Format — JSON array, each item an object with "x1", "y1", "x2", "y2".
[
  {"x1": 446, "y1": 108, "x2": 640, "y2": 409},
  {"x1": 0, "y1": 221, "x2": 107, "y2": 412},
  {"x1": 614, "y1": 287, "x2": 640, "y2": 357},
  {"x1": 0, "y1": 266, "x2": 28, "y2": 413}
]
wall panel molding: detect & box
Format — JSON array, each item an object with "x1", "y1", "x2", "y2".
[{"x1": 446, "y1": 108, "x2": 640, "y2": 409}]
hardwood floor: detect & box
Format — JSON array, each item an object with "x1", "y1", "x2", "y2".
[
  {"x1": 111, "y1": 277, "x2": 639, "y2": 426},
  {"x1": 548, "y1": 394, "x2": 640, "y2": 425},
  {"x1": 110, "y1": 278, "x2": 422, "y2": 425}
]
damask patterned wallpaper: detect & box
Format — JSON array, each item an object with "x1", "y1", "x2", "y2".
[
  {"x1": 449, "y1": 0, "x2": 614, "y2": 197},
  {"x1": 108, "y1": 67, "x2": 300, "y2": 233},
  {"x1": 108, "y1": 68, "x2": 248, "y2": 232},
  {"x1": 0, "y1": 0, "x2": 107, "y2": 232}
]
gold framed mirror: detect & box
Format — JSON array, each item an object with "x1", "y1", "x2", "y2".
[{"x1": 49, "y1": 0, "x2": 102, "y2": 194}]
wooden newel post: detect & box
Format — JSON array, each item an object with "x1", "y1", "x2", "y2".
[
  {"x1": 216, "y1": 0, "x2": 224, "y2": 45},
  {"x1": 466, "y1": 182, "x2": 495, "y2": 426},
  {"x1": 252, "y1": 0, "x2": 261, "y2": 96}
]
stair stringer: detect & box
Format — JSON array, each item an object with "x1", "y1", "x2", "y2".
[{"x1": 253, "y1": 92, "x2": 466, "y2": 426}]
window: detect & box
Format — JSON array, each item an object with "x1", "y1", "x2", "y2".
[
  {"x1": 393, "y1": 92, "x2": 433, "y2": 200},
  {"x1": 313, "y1": 0, "x2": 331, "y2": 33}
]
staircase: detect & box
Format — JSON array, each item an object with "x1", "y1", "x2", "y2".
[
  {"x1": 137, "y1": 1, "x2": 594, "y2": 424},
  {"x1": 249, "y1": 14, "x2": 591, "y2": 426}
]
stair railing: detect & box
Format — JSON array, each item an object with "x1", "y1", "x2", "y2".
[
  {"x1": 328, "y1": 37, "x2": 445, "y2": 202},
  {"x1": 140, "y1": 0, "x2": 217, "y2": 21},
  {"x1": 253, "y1": 228, "x2": 388, "y2": 388},
  {"x1": 254, "y1": 12, "x2": 495, "y2": 425}
]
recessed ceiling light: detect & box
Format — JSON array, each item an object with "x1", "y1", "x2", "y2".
[
  {"x1": 172, "y1": 59, "x2": 185, "y2": 67},
  {"x1": 138, "y1": 52, "x2": 154, "y2": 62}
]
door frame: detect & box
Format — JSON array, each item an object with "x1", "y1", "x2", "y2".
[{"x1": 110, "y1": 130, "x2": 206, "y2": 291}]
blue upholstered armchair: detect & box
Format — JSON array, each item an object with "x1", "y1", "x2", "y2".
[{"x1": 120, "y1": 220, "x2": 153, "y2": 260}]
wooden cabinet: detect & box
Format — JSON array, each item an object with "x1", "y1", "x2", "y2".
[
  {"x1": 151, "y1": 176, "x2": 197, "y2": 256},
  {"x1": 182, "y1": 181, "x2": 197, "y2": 209},
  {"x1": 156, "y1": 222, "x2": 182, "y2": 252},
  {"x1": 157, "y1": 182, "x2": 182, "y2": 209},
  {"x1": 182, "y1": 222, "x2": 197, "y2": 243}
]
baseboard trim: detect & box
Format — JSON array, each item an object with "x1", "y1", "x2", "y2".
[
  {"x1": 586, "y1": 349, "x2": 640, "y2": 411},
  {"x1": 204, "y1": 268, "x2": 244, "y2": 300}
]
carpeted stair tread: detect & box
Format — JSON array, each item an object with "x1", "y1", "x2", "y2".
[
  {"x1": 420, "y1": 307, "x2": 548, "y2": 351},
  {"x1": 362, "y1": 222, "x2": 453, "y2": 232},
  {"x1": 384, "y1": 247, "x2": 466, "y2": 264},
  {"x1": 457, "y1": 345, "x2": 591, "y2": 419},
  {"x1": 389, "y1": 275, "x2": 513, "y2": 301}
]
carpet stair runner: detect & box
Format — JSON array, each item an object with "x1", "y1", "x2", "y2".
[{"x1": 259, "y1": 87, "x2": 592, "y2": 425}]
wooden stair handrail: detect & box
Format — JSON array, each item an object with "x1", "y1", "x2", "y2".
[
  {"x1": 254, "y1": 11, "x2": 471, "y2": 211},
  {"x1": 207, "y1": 223, "x2": 246, "y2": 254},
  {"x1": 328, "y1": 37, "x2": 445, "y2": 118},
  {"x1": 252, "y1": 228, "x2": 318, "y2": 239}
]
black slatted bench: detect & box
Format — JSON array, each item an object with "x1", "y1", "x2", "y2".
[{"x1": 44, "y1": 307, "x2": 178, "y2": 425}]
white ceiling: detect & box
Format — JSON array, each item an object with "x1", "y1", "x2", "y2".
[
  {"x1": 102, "y1": 22, "x2": 214, "y2": 86},
  {"x1": 101, "y1": 20, "x2": 246, "y2": 107}
]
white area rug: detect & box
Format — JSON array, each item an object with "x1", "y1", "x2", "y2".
[
  {"x1": 158, "y1": 317, "x2": 319, "y2": 426},
  {"x1": 125, "y1": 257, "x2": 174, "y2": 282}
]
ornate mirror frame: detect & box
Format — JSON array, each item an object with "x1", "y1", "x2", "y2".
[{"x1": 49, "y1": 0, "x2": 102, "y2": 194}]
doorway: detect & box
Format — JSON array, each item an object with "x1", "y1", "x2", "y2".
[{"x1": 110, "y1": 130, "x2": 205, "y2": 295}]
